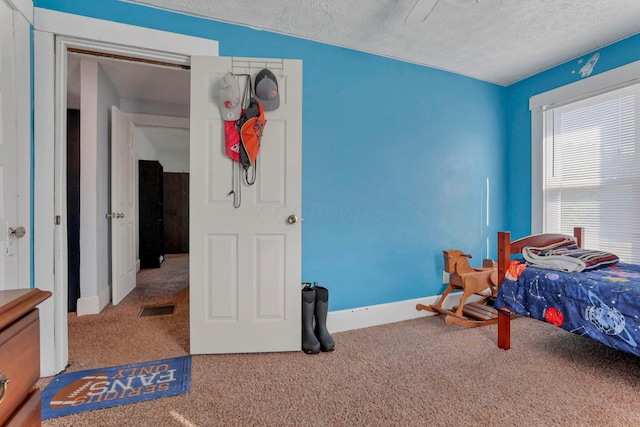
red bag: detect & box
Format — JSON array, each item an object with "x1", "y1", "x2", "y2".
[{"x1": 224, "y1": 121, "x2": 241, "y2": 163}]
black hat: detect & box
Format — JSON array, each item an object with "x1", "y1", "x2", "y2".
[{"x1": 254, "y1": 69, "x2": 280, "y2": 111}]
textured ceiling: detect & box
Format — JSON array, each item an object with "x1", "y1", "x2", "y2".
[
  {"x1": 127, "y1": 0, "x2": 640, "y2": 85},
  {"x1": 68, "y1": 1, "x2": 640, "y2": 151}
]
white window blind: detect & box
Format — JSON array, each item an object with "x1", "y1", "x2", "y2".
[{"x1": 543, "y1": 83, "x2": 640, "y2": 263}]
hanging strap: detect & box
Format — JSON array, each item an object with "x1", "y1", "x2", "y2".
[
  {"x1": 240, "y1": 74, "x2": 252, "y2": 111},
  {"x1": 242, "y1": 74, "x2": 258, "y2": 186},
  {"x1": 228, "y1": 161, "x2": 242, "y2": 208},
  {"x1": 245, "y1": 159, "x2": 257, "y2": 186},
  {"x1": 226, "y1": 73, "x2": 252, "y2": 208}
]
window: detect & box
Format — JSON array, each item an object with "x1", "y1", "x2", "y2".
[{"x1": 541, "y1": 84, "x2": 640, "y2": 263}]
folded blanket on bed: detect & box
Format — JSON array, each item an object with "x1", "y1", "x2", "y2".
[{"x1": 522, "y1": 238, "x2": 619, "y2": 272}]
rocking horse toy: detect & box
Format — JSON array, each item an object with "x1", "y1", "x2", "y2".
[{"x1": 416, "y1": 249, "x2": 502, "y2": 327}]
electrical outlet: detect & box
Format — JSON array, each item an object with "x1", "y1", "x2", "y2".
[{"x1": 442, "y1": 271, "x2": 450, "y2": 284}]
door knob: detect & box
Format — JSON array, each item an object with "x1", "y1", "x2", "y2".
[
  {"x1": 8, "y1": 227, "x2": 25, "y2": 238},
  {"x1": 287, "y1": 215, "x2": 298, "y2": 224}
]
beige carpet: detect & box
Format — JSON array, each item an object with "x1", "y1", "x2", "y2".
[{"x1": 39, "y1": 254, "x2": 640, "y2": 426}]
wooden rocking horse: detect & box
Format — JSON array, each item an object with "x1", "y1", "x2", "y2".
[{"x1": 416, "y1": 249, "x2": 502, "y2": 327}]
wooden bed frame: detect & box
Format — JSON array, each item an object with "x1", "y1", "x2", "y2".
[{"x1": 496, "y1": 227, "x2": 584, "y2": 350}]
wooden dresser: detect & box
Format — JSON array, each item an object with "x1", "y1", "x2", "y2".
[{"x1": 0, "y1": 289, "x2": 51, "y2": 427}]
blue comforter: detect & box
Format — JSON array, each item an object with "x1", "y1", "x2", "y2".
[{"x1": 495, "y1": 261, "x2": 640, "y2": 356}]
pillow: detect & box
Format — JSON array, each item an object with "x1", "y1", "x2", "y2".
[
  {"x1": 524, "y1": 238, "x2": 619, "y2": 272},
  {"x1": 555, "y1": 248, "x2": 619, "y2": 271}
]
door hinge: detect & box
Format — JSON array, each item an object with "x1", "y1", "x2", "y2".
[{"x1": 55, "y1": 215, "x2": 61, "y2": 225}]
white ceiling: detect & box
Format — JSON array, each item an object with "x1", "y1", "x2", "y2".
[
  {"x1": 68, "y1": 0, "x2": 640, "y2": 151},
  {"x1": 67, "y1": 53, "x2": 191, "y2": 151},
  {"x1": 138, "y1": 126, "x2": 190, "y2": 151},
  {"x1": 128, "y1": 0, "x2": 640, "y2": 85}
]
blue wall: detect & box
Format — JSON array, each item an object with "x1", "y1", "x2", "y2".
[
  {"x1": 505, "y1": 34, "x2": 640, "y2": 240},
  {"x1": 35, "y1": 1, "x2": 507, "y2": 310}
]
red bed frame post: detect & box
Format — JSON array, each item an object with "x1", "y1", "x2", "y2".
[
  {"x1": 573, "y1": 227, "x2": 584, "y2": 247},
  {"x1": 497, "y1": 231, "x2": 511, "y2": 350},
  {"x1": 497, "y1": 310, "x2": 511, "y2": 350}
]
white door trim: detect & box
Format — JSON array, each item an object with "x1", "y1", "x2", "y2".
[
  {"x1": 5, "y1": 0, "x2": 33, "y2": 24},
  {"x1": 34, "y1": 8, "x2": 218, "y2": 61},
  {"x1": 33, "y1": 7, "x2": 219, "y2": 376}
]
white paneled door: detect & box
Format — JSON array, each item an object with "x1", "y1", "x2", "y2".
[
  {"x1": 110, "y1": 106, "x2": 137, "y2": 304},
  {"x1": 190, "y1": 57, "x2": 302, "y2": 354},
  {"x1": 0, "y1": 1, "x2": 22, "y2": 290}
]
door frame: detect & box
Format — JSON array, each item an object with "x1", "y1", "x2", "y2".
[{"x1": 33, "y1": 8, "x2": 219, "y2": 376}]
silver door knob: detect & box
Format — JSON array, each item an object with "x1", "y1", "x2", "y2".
[
  {"x1": 287, "y1": 215, "x2": 298, "y2": 224},
  {"x1": 9, "y1": 226, "x2": 26, "y2": 238}
]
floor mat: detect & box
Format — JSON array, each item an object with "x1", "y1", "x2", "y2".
[{"x1": 41, "y1": 356, "x2": 191, "y2": 420}]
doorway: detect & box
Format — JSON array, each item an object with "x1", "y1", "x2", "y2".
[
  {"x1": 35, "y1": 16, "x2": 220, "y2": 375},
  {"x1": 64, "y1": 49, "x2": 191, "y2": 354}
]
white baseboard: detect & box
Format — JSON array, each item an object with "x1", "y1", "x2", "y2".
[
  {"x1": 327, "y1": 292, "x2": 479, "y2": 333},
  {"x1": 74, "y1": 285, "x2": 475, "y2": 330},
  {"x1": 76, "y1": 285, "x2": 111, "y2": 316}
]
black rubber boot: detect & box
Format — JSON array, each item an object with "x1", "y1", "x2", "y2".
[
  {"x1": 302, "y1": 287, "x2": 321, "y2": 354},
  {"x1": 313, "y1": 286, "x2": 335, "y2": 352}
]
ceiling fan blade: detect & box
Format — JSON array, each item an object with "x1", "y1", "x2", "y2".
[{"x1": 405, "y1": 0, "x2": 439, "y2": 24}]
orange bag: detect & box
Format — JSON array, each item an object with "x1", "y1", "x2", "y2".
[{"x1": 239, "y1": 99, "x2": 266, "y2": 172}]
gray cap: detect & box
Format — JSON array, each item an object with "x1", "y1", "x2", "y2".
[
  {"x1": 219, "y1": 73, "x2": 241, "y2": 121},
  {"x1": 254, "y1": 69, "x2": 280, "y2": 111}
]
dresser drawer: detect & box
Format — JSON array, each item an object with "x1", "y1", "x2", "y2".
[
  {"x1": 5, "y1": 389, "x2": 41, "y2": 427},
  {"x1": 0, "y1": 309, "x2": 40, "y2": 426}
]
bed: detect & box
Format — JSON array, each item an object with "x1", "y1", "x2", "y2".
[{"x1": 495, "y1": 227, "x2": 640, "y2": 357}]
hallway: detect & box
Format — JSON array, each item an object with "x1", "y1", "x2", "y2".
[{"x1": 65, "y1": 254, "x2": 189, "y2": 372}]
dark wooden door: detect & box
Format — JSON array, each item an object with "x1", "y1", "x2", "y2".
[
  {"x1": 139, "y1": 160, "x2": 164, "y2": 268},
  {"x1": 163, "y1": 172, "x2": 189, "y2": 253},
  {"x1": 67, "y1": 109, "x2": 80, "y2": 312}
]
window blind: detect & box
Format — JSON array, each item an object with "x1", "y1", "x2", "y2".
[{"x1": 543, "y1": 83, "x2": 640, "y2": 263}]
